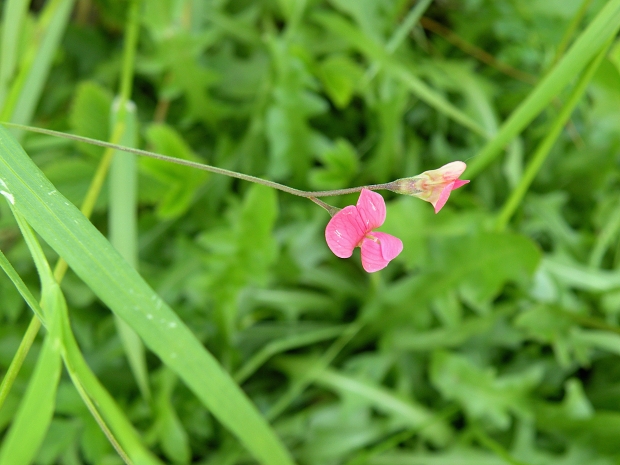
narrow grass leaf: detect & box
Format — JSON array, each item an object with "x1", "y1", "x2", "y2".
[
  {"x1": 1, "y1": 0, "x2": 74, "y2": 136},
  {"x1": 0, "y1": 127, "x2": 294, "y2": 465},
  {"x1": 110, "y1": 99, "x2": 151, "y2": 402},
  {"x1": 495, "y1": 40, "x2": 612, "y2": 230},
  {"x1": 0, "y1": 212, "x2": 63, "y2": 465},
  {"x1": 0, "y1": 0, "x2": 30, "y2": 108}
]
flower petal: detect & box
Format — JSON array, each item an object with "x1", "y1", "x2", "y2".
[
  {"x1": 356, "y1": 189, "x2": 386, "y2": 231},
  {"x1": 432, "y1": 182, "x2": 456, "y2": 214},
  {"x1": 437, "y1": 161, "x2": 467, "y2": 182},
  {"x1": 373, "y1": 232, "x2": 403, "y2": 261},
  {"x1": 360, "y1": 233, "x2": 403, "y2": 273},
  {"x1": 325, "y1": 205, "x2": 366, "y2": 258},
  {"x1": 452, "y1": 179, "x2": 470, "y2": 190}
]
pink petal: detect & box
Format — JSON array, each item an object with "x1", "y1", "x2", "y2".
[
  {"x1": 433, "y1": 182, "x2": 456, "y2": 214},
  {"x1": 438, "y1": 161, "x2": 467, "y2": 182},
  {"x1": 356, "y1": 189, "x2": 386, "y2": 231},
  {"x1": 325, "y1": 206, "x2": 366, "y2": 258},
  {"x1": 373, "y1": 232, "x2": 403, "y2": 261},
  {"x1": 360, "y1": 233, "x2": 403, "y2": 273},
  {"x1": 452, "y1": 179, "x2": 470, "y2": 190}
]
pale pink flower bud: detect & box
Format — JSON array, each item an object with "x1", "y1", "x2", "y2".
[{"x1": 388, "y1": 161, "x2": 470, "y2": 213}]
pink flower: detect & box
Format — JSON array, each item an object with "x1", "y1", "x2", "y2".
[
  {"x1": 325, "y1": 189, "x2": 403, "y2": 273},
  {"x1": 389, "y1": 161, "x2": 470, "y2": 213}
]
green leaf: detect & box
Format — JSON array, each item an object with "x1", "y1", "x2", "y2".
[
  {"x1": 309, "y1": 138, "x2": 359, "y2": 189},
  {"x1": 0, "y1": 126, "x2": 294, "y2": 465},
  {"x1": 276, "y1": 356, "x2": 453, "y2": 446},
  {"x1": 387, "y1": 232, "x2": 541, "y2": 311},
  {"x1": 69, "y1": 81, "x2": 113, "y2": 158},
  {"x1": 430, "y1": 351, "x2": 542, "y2": 430},
  {"x1": 317, "y1": 54, "x2": 363, "y2": 108},
  {"x1": 141, "y1": 123, "x2": 208, "y2": 219}
]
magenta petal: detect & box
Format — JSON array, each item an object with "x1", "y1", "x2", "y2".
[
  {"x1": 356, "y1": 189, "x2": 386, "y2": 231},
  {"x1": 360, "y1": 233, "x2": 403, "y2": 273},
  {"x1": 452, "y1": 179, "x2": 470, "y2": 190},
  {"x1": 360, "y1": 238, "x2": 389, "y2": 272},
  {"x1": 373, "y1": 232, "x2": 403, "y2": 261},
  {"x1": 325, "y1": 205, "x2": 366, "y2": 258},
  {"x1": 433, "y1": 182, "x2": 455, "y2": 213}
]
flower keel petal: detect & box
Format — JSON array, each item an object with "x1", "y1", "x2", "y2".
[
  {"x1": 372, "y1": 232, "x2": 403, "y2": 261},
  {"x1": 360, "y1": 237, "x2": 389, "y2": 272}
]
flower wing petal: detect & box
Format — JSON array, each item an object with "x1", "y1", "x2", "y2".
[
  {"x1": 325, "y1": 206, "x2": 366, "y2": 258},
  {"x1": 360, "y1": 233, "x2": 403, "y2": 273},
  {"x1": 356, "y1": 189, "x2": 386, "y2": 230}
]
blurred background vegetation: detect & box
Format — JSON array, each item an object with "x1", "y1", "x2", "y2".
[{"x1": 2, "y1": 0, "x2": 620, "y2": 464}]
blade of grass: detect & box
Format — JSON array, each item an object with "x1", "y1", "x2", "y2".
[
  {"x1": 466, "y1": 0, "x2": 620, "y2": 178},
  {"x1": 14, "y1": 211, "x2": 140, "y2": 465},
  {"x1": 1, "y1": 0, "x2": 75, "y2": 138},
  {"x1": 0, "y1": 211, "x2": 63, "y2": 465},
  {"x1": 107, "y1": 0, "x2": 151, "y2": 404},
  {"x1": 0, "y1": 0, "x2": 30, "y2": 108},
  {"x1": 495, "y1": 39, "x2": 612, "y2": 231},
  {"x1": 548, "y1": 0, "x2": 595, "y2": 70},
  {"x1": 0, "y1": 126, "x2": 295, "y2": 465},
  {"x1": 0, "y1": 317, "x2": 41, "y2": 413},
  {"x1": 0, "y1": 226, "x2": 164, "y2": 464},
  {"x1": 110, "y1": 99, "x2": 151, "y2": 402}
]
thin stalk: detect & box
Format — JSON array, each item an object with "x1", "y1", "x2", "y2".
[
  {"x1": 363, "y1": 0, "x2": 433, "y2": 82},
  {"x1": 0, "y1": 317, "x2": 41, "y2": 413},
  {"x1": 420, "y1": 16, "x2": 537, "y2": 85},
  {"x1": 548, "y1": 0, "x2": 594, "y2": 70},
  {"x1": 494, "y1": 40, "x2": 611, "y2": 232},
  {"x1": 2, "y1": 123, "x2": 394, "y2": 200}
]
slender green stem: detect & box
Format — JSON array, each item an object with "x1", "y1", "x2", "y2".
[
  {"x1": 363, "y1": 0, "x2": 433, "y2": 82},
  {"x1": 119, "y1": 0, "x2": 140, "y2": 106},
  {"x1": 494, "y1": 39, "x2": 611, "y2": 231},
  {"x1": 2, "y1": 122, "x2": 393, "y2": 200},
  {"x1": 549, "y1": 0, "x2": 594, "y2": 70},
  {"x1": 0, "y1": 317, "x2": 41, "y2": 413}
]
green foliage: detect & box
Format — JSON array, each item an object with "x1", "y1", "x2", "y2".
[{"x1": 2, "y1": 0, "x2": 620, "y2": 464}]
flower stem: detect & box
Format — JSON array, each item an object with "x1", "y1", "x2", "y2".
[{"x1": 2, "y1": 122, "x2": 395, "y2": 201}]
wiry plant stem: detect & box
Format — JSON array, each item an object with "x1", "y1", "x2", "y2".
[{"x1": 3, "y1": 123, "x2": 395, "y2": 206}]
